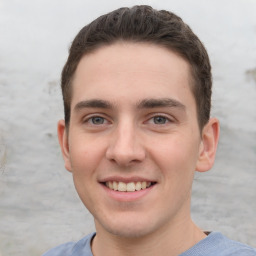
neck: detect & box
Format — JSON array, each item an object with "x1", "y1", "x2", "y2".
[{"x1": 91, "y1": 217, "x2": 206, "y2": 256}]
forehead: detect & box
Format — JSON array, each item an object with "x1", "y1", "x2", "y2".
[{"x1": 71, "y1": 42, "x2": 195, "y2": 109}]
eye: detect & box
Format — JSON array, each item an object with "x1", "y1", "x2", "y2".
[
  {"x1": 152, "y1": 116, "x2": 168, "y2": 124},
  {"x1": 88, "y1": 116, "x2": 107, "y2": 125}
]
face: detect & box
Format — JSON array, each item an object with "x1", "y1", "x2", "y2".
[{"x1": 58, "y1": 42, "x2": 218, "y2": 238}]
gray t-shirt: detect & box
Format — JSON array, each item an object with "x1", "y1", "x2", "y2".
[{"x1": 42, "y1": 232, "x2": 256, "y2": 256}]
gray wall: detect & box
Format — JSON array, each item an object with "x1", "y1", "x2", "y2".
[{"x1": 0, "y1": 0, "x2": 255, "y2": 255}]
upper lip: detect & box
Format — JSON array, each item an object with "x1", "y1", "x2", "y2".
[{"x1": 99, "y1": 176, "x2": 157, "y2": 183}]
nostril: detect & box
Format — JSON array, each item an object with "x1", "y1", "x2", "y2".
[
  {"x1": 106, "y1": 150, "x2": 146, "y2": 166},
  {"x1": 105, "y1": 133, "x2": 146, "y2": 165}
]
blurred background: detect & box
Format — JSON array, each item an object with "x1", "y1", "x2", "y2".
[{"x1": 0, "y1": 0, "x2": 255, "y2": 255}]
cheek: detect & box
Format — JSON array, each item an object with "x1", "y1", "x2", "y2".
[
  {"x1": 153, "y1": 135, "x2": 199, "y2": 163},
  {"x1": 69, "y1": 140, "x2": 105, "y2": 209},
  {"x1": 149, "y1": 134, "x2": 200, "y2": 182},
  {"x1": 69, "y1": 138, "x2": 106, "y2": 176}
]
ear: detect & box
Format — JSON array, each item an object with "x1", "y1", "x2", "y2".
[
  {"x1": 57, "y1": 120, "x2": 72, "y2": 172},
  {"x1": 196, "y1": 117, "x2": 220, "y2": 172}
]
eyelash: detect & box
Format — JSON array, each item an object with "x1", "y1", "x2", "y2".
[
  {"x1": 83, "y1": 114, "x2": 173, "y2": 127},
  {"x1": 84, "y1": 115, "x2": 110, "y2": 125},
  {"x1": 146, "y1": 114, "x2": 173, "y2": 125}
]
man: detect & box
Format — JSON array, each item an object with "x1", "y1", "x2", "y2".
[{"x1": 43, "y1": 5, "x2": 256, "y2": 256}]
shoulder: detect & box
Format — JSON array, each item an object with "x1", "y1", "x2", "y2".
[
  {"x1": 219, "y1": 234, "x2": 256, "y2": 256},
  {"x1": 42, "y1": 233, "x2": 95, "y2": 256},
  {"x1": 180, "y1": 232, "x2": 256, "y2": 256},
  {"x1": 42, "y1": 241, "x2": 75, "y2": 256}
]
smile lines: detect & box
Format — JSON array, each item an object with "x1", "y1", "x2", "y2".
[{"x1": 105, "y1": 181, "x2": 154, "y2": 192}]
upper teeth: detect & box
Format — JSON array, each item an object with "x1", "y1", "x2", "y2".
[{"x1": 106, "y1": 181, "x2": 151, "y2": 192}]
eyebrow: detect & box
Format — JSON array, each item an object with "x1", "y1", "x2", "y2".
[
  {"x1": 73, "y1": 98, "x2": 186, "y2": 112},
  {"x1": 137, "y1": 98, "x2": 186, "y2": 110},
  {"x1": 74, "y1": 99, "x2": 113, "y2": 112}
]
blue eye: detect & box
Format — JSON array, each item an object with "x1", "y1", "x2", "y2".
[
  {"x1": 90, "y1": 116, "x2": 105, "y2": 125},
  {"x1": 153, "y1": 116, "x2": 168, "y2": 124}
]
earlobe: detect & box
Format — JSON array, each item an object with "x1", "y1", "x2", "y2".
[
  {"x1": 57, "y1": 120, "x2": 72, "y2": 172},
  {"x1": 196, "y1": 117, "x2": 220, "y2": 172}
]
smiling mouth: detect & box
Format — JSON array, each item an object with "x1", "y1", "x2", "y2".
[{"x1": 104, "y1": 181, "x2": 156, "y2": 192}]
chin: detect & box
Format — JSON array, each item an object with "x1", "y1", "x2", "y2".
[
  {"x1": 97, "y1": 215, "x2": 161, "y2": 239},
  {"x1": 107, "y1": 225, "x2": 152, "y2": 239}
]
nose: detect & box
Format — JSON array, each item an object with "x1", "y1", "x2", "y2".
[{"x1": 106, "y1": 122, "x2": 146, "y2": 167}]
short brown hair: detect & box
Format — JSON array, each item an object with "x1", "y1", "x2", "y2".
[{"x1": 61, "y1": 5, "x2": 212, "y2": 130}]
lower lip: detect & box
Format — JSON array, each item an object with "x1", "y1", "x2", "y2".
[{"x1": 101, "y1": 183, "x2": 155, "y2": 202}]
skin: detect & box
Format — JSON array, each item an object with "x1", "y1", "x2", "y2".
[{"x1": 58, "y1": 42, "x2": 219, "y2": 256}]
